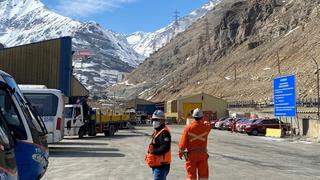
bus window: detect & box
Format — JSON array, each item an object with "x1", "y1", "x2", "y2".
[
  {"x1": 0, "y1": 89, "x2": 27, "y2": 140},
  {"x1": 23, "y1": 94, "x2": 58, "y2": 117}
]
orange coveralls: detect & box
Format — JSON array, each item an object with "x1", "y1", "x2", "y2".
[{"x1": 179, "y1": 118, "x2": 211, "y2": 180}]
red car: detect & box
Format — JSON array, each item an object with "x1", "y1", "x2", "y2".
[
  {"x1": 244, "y1": 119, "x2": 290, "y2": 136},
  {"x1": 236, "y1": 119, "x2": 257, "y2": 133}
]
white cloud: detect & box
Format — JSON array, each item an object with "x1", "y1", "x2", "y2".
[{"x1": 53, "y1": 0, "x2": 137, "y2": 17}]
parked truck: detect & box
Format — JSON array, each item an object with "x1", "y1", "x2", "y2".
[{"x1": 64, "y1": 105, "x2": 133, "y2": 138}]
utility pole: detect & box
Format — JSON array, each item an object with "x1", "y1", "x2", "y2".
[
  {"x1": 113, "y1": 91, "x2": 116, "y2": 115},
  {"x1": 277, "y1": 52, "x2": 282, "y2": 77},
  {"x1": 173, "y1": 9, "x2": 180, "y2": 33},
  {"x1": 197, "y1": 35, "x2": 204, "y2": 67},
  {"x1": 234, "y1": 64, "x2": 237, "y2": 81},
  {"x1": 204, "y1": 18, "x2": 212, "y2": 53}
]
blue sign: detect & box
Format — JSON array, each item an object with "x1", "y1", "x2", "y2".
[{"x1": 273, "y1": 75, "x2": 296, "y2": 117}]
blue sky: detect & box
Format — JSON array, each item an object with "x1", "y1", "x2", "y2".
[{"x1": 42, "y1": 0, "x2": 209, "y2": 34}]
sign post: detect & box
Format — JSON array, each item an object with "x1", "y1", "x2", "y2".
[{"x1": 274, "y1": 75, "x2": 296, "y2": 134}]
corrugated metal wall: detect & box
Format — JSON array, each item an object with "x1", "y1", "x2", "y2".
[{"x1": 0, "y1": 37, "x2": 73, "y2": 96}]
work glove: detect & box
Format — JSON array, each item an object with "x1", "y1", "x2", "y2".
[{"x1": 178, "y1": 151, "x2": 183, "y2": 160}]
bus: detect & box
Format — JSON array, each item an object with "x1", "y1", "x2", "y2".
[
  {"x1": 20, "y1": 86, "x2": 65, "y2": 144},
  {"x1": 0, "y1": 71, "x2": 49, "y2": 179}
]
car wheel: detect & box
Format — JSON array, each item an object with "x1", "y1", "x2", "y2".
[
  {"x1": 252, "y1": 129, "x2": 259, "y2": 136},
  {"x1": 281, "y1": 128, "x2": 287, "y2": 137}
]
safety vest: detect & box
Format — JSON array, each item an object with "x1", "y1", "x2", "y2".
[{"x1": 145, "y1": 127, "x2": 171, "y2": 168}]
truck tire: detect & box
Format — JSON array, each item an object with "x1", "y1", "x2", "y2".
[
  {"x1": 109, "y1": 125, "x2": 116, "y2": 136},
  {"x1": 78, "y1": 129, "x2": 85, "y2": 139}
]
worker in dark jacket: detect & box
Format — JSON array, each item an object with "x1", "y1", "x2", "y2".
[{"x1": 145, "y1": 110, "x2": 171, "y2": 180}]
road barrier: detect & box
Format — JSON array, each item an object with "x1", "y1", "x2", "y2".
[{"x1": 265, "y1": 128, "x2": 282, "y2": 138}]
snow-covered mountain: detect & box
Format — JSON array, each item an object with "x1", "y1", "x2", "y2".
[
  {"x1": 0, "y1": 0, "x2": 144, "y2": 93},
  {"x1": 126, "y1": 0, "x2": 221, "y2": 57}
]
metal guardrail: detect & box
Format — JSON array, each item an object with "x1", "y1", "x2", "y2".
[{"x1": 228, "y1": 98, "x2": 320, "y2": 108}]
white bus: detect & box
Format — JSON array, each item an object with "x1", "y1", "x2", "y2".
[{"x1": 19, "y1": 85, "x2": 65, "y2": 144}]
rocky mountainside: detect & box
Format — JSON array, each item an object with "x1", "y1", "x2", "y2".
[
  {"x1": 125, "y1": 0, "x2": 221, "y2": 57},
  {"x1": 0, "y1": 0, "x2": 143, "y2": 93},
  {"x1": 112, "y1": 0, "x2": 320, "y2": 103}
]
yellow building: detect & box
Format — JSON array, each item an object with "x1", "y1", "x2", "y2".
[{"x1": 165, "y1": 93, "x2": 228, "y2": 123}]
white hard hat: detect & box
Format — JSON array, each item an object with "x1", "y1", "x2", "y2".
[
  {"x1": 192, "y1": 108, "x2": 203, "y2": 118},
  {"x1": 152, "y1": 110, "x2": 165, "y2": 120}
]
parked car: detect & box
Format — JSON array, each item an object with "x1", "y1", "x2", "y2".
[
  {"x1": 216, "y1": 118, "x2": 232, "y2": 130},
  {"x1": 211, "y1": 117, "x2": 224, "y2": 128},
  {"x1": 244, "y1": 119, "x2": 290, "y2": 136},
  {"x1": 223, "y1": 118, "x2": 238, "y2": 130},
  {"x1": 236, "y1": 119, "x2": 257, "y2": 133}
]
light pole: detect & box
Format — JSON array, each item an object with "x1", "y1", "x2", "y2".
[{"x1": 312, "y1": 57, "x2": 320, "y2": 142}]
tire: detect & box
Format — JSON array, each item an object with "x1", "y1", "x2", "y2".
[
  {"x1": 108, "y1": 125, "x2": 116, "y2": 136},
  {"x1": 281, "y1": 128, "x2": 287, "y2": 137},
  {"x1": 251, "y1": 129, "x2": 259, "y2": 136},
  {"x1": 78, "y1": 129, "x2": 85, "y2": 139}
]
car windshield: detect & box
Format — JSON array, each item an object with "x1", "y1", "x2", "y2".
[
  {"x1": 24, "y1": 93, "x2": 58, "y2": 116},
  {"x1": 253, "y1": 120, "x2": 263, "y2": 124}
]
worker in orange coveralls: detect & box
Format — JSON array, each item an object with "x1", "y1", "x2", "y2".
[{"x1": 178, "y1": 108, "x2": 212, "y2": 180}]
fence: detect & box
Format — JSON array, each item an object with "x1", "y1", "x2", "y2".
[{"x1": 228, "y1": 98, "x2": 320, "y2": 108}]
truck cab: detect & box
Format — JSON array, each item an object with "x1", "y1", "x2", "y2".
[{"x1": 64, "y1": 104, "x2": 85, "y2": 138}]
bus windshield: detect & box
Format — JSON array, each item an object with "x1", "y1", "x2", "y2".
[
  {"x1": 3, "y1": 76, "x2": 47, "y2": 135},
  {"x1": 0, "y1": 88, "x2": 27, "y2": 140}
]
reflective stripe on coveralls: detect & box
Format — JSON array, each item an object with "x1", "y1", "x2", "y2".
[{"x1": 179, "y1": 119, "x2": 211, "y2": 180}]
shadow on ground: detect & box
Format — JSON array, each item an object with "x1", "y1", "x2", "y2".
[
  {"x1": 54, "y1": 141, "x2": 109, "y2": 146},
  {"x1": 49, "y1": 146, "x2": 125, "y2": 158}
]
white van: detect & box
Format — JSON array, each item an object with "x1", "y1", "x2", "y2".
[{"x1": 19, "y1": 85, "x2": 65, "y2": 144}]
